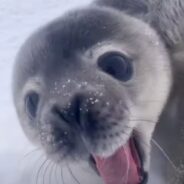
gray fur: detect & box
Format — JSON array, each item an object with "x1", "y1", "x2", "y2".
[
  {"x1": 12, "y1": 0, "x2": 184, "y2": 183},
  {"x1": 96, "y1": 0, "x2": 184, "y2": 48}
]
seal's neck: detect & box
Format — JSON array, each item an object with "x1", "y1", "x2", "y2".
[{"x1": 153, "y1": 65, "x2": 184, "y2": 182}]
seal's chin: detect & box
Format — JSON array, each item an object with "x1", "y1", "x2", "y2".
[{"x1": 91, "y1": 137, "x2": 144, "y2": 184}]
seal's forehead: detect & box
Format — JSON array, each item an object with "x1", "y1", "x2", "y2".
[
  {"x1": 13, "y1": 7, "x2": 124, "y2": 93},
  {"x1": 42, "y1": 7, "x2": 121, "y2": 57}
]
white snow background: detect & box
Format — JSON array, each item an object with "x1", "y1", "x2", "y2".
[{"x1": 0, "y1": 0, "x2": 166, "y2": 184}]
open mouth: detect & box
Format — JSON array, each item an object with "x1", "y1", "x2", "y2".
[{"x1": 91, "y1": 137, "x2": 146, "y2": 184}]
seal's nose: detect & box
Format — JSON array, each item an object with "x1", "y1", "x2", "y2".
[{"x1": 51, "y1": 94, "x2": 84, "y2": 127}]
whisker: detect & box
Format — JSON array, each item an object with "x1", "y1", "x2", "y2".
[
  {"x1": 128, "y1": 118, "x2": 156, "y2": 124},
  {"x1": 49, "y1": 162, "x2": 55, "y2": 184},
  {"x1": 67, "y1": 164, "x2": 81, "y2": 184},
  {"x1": 54, "y1": 164, "x2": 60, "y2": 184},
  {"x1": 23, "y1": 148, "x2": 41, "y2": 158},
  {"x1": 43, "y1": 160, "x2": 52, "y2": 184},
  {"x1": 81, "y1": 164, "x2": 94, "y2": 175},
  {"x1": 151, "y1": 139, "x2": 184, "y2": 174},
  {"x1": 36, "y1": 159, "x2": 48, "y2": 184},
  {"x1": 127, "y1": 100, "x2": 162, "y2": 110},
  {"x1": 31, "y1": 153, "x2": 46, "y2": 184},
  {"x1": 60, "y1": 167, "x2": 65, "y2": 184},
  {"x1": 19, "y1": 148, "x2": 43, "y2": 169}
]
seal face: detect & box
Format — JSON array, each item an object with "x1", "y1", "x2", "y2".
[{"x1": 13, "y1": 5, "x2": 171, "y2": 178}]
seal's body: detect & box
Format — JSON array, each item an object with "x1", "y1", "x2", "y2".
[
  {"x1": 95, "y1": 1, "x2": 184, "y2": 183},
  {"x1": 12, "y1": 0, "x2": 184, "y2": 183}
]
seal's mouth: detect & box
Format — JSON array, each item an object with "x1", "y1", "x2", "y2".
[{"x1": 91, "y1": 137, "x2": 144, "y2": 184}]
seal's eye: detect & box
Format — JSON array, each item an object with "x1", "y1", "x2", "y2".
[
  {"x1": 98, "y1": 52, "x2": 133, "y2": 81},
  {"x1": 25, "y1": 92, "x2": 39, "y2": 119}
]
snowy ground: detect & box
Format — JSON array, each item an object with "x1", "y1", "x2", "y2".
[{"x1": 0, "y1": 1, "x2": 167, "y2": 184}]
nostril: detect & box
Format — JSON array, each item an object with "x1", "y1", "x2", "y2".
[
  {"x1": 51, "y1": 95, "x2": 83, "y2": 126},
  {"x1": 70, "y1": 94, "x2": 83, "y2": 124},
  {"x1": 52, "y1": 106, "x2": 71, "y2": 123}
]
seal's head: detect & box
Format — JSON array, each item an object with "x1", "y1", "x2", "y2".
[{"x1": 13, "y1": 6, "x2": 171, "y2": 180}]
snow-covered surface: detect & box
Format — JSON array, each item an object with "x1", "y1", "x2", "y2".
[{"x1": 0, "y1": 0, "x2": 168, "y2": 184}]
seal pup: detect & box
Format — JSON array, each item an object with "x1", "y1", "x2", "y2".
[{"x1": 12, "y1": 0, "x2": 182, "y2": 183}]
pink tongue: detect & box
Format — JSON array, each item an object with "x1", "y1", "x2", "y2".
[{"x1": 93, "y1": 139, "x2": 141, "y2": 184}]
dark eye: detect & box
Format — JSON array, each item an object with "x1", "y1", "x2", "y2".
[
  {"x1": 25, "y1": 92, "x2": 39, "y2": 119},
  {"x1": 97, "y1": 52, "x2": 133, "y2": 81}
]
